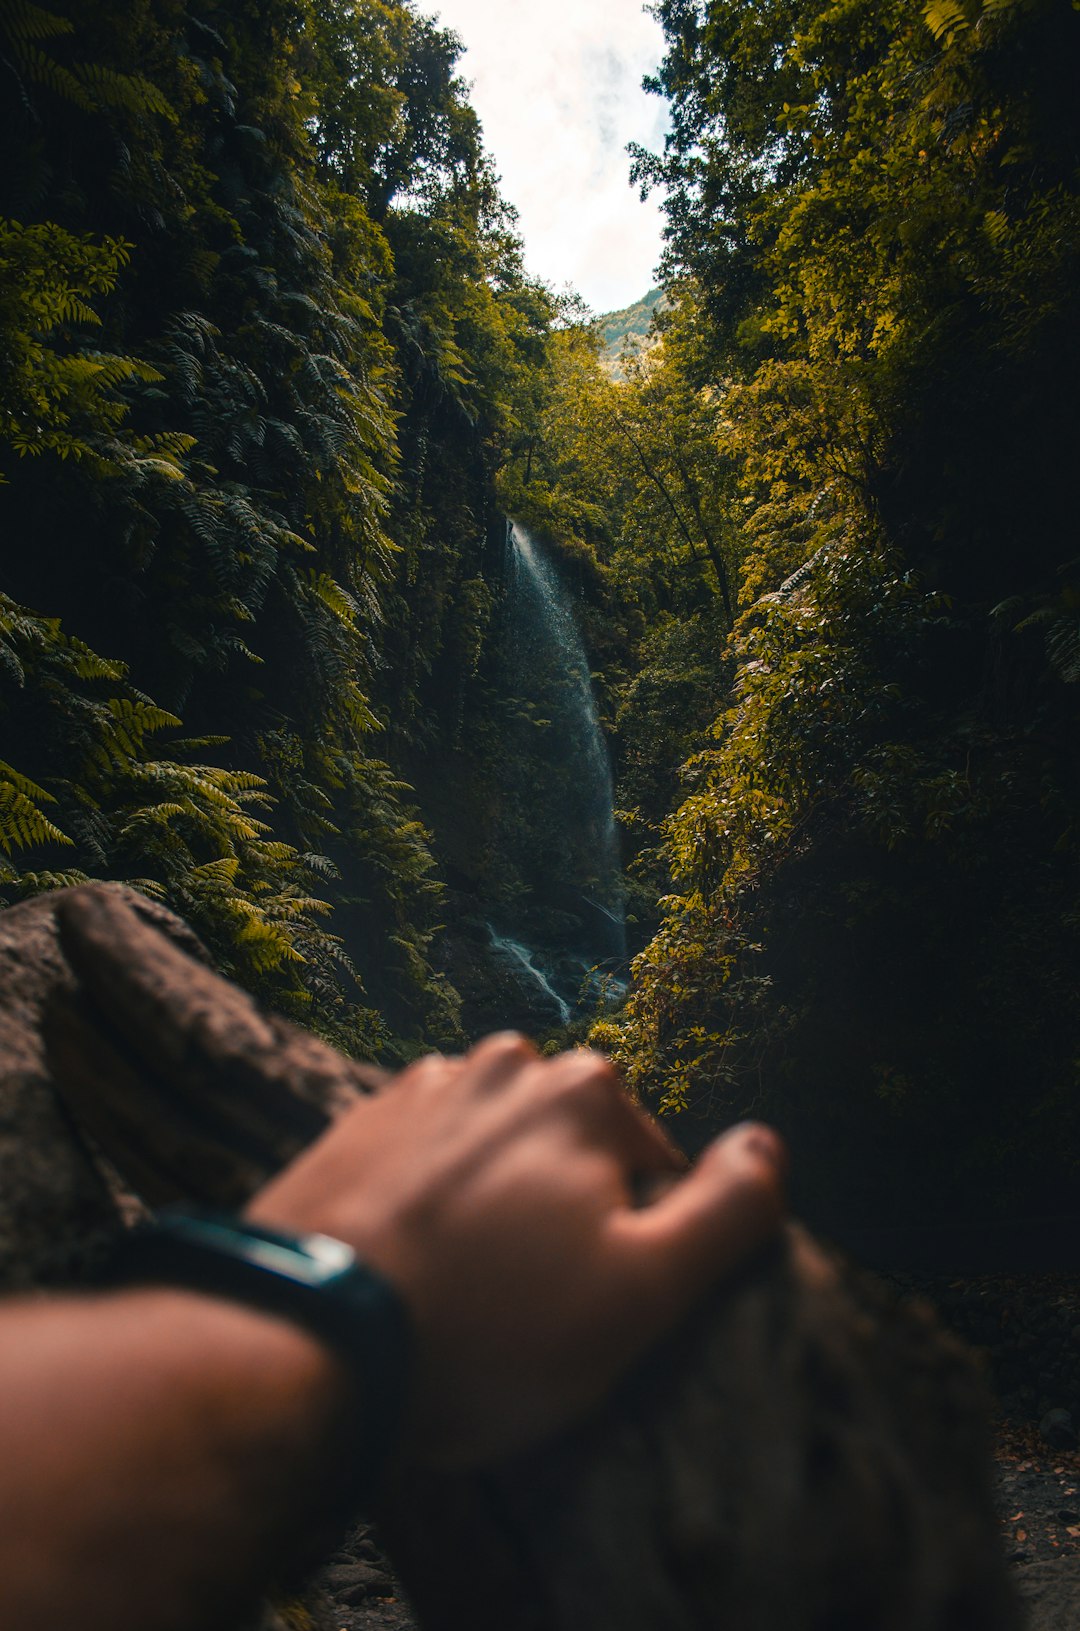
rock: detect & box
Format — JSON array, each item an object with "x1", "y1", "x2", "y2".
[
  {"x1": 0, "y1": 888, "x2": 207, "y2": 1289},
  {"x1": 321, "y1": 1561, "x2": 395, "y2": 1604},
  {"x1": 1012, "y1": 1561, "x2": 1080, "y2": 1631},
  {"x1": 0, "y1": 883, "x2": 382, "y2": 1253},
  {"x1": 384, "y1": 1228, "x2": 1019, "y2": 1631},
  {"x1": 1038, "y1": 1409, "x2": 1077, "y2": 1449}
]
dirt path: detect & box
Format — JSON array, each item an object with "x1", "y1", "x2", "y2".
[{"x1": 995, "y1": 1427, "x2": 1080, "y2": 1630}]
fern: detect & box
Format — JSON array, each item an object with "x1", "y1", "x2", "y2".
[
  {"x1": 72, "y1": 61, "x2": 176, "y2": 121},
  {"x1": 0, "y1": 779, "x2": 72, "y2": 853},
  {"x1": 1, "y1": 1, "x2": 73, "y2": 43},
  {"x1": 923, "y1": 0, "x2": 971, "y2": 45}
]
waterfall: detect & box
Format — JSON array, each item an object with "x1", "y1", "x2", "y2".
[
  {"x1": 487, "y1": 927, "x2": 572, "y2": 1025},
  {"x1": 504, "y1": 520, "x2": 626, "y2": 965}
]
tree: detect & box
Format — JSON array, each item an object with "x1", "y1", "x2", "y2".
[{"x1": 597, "y1": 0, "x2": 1080, "y2": 1237}]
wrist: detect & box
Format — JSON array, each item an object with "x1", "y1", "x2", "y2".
[
  {"x1": 107, "y1": 1283, "x2": 352, "y2": 1404},
  {"x1": 106, "y1": 1208, "x2": 413, "y2": 1508}
]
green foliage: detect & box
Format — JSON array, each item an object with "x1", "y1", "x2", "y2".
[
  {"x1": 0, "y1": 588, "x2": 389, "y2": 1042},
  {"x1": 0, "y1": 0, "x2": 560, "y2": 1055},
  {"x1": 593, "y1": 0, "x2": 1080, "y2": 1232},
  {"x1": 0, "y1": 219, "x2": 164, "y2": 471}
]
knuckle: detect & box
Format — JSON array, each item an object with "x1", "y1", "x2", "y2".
[
  {"x1": 546, "y1": 1048, "x2": 618, "y2": 1106},
  {"x1": 548, "y1": 1072, "x2": 590, "y2": 1110},
  {"x1": 714, "y1": 1120, "x2": 784, "y2": 1166},
  {"x1": 396, "y1": 1053, "x2": 450, "y2": 1091},
  {"x1": 471, "y1": 1031, "x2": 536, "y2": 1066},
  {"x1": 580, "y1": 1047, "x2": 621, "y2": 1088}
]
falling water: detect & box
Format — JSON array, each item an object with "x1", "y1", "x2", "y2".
[
  {"x1": 486, "y1": 926, "x2": 572, "y2": 1025},
  {"x1": 505, "y1": 520, "x2": 626, "y2": 963}
]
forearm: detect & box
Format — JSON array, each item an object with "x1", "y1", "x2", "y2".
[{"x1": 0, "y1": 1287, "x2": 352, "y2": 1631}]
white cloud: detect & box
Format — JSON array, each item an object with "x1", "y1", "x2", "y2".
[{"x1": 430, "y1": 0, "x2": 669, "y2": 312}]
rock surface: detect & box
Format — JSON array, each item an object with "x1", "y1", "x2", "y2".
[
  {"x1": 1013, "y1": 1562, "x2": 1080, "y2": 1631},
  {"x1": 0, "y1": 886, "x2": 208, "y2": 1287},
  {"x1": 0, "y1": 882, "x2": 384, "y2": 1296}
]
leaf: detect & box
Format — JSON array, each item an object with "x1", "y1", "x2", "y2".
[{"x1": 923, "y1": 0, "x2": 970, "y2": 45}]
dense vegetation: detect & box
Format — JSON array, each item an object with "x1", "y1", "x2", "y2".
[
  {"x1": 0, "y1": 0, "x2": 554, "y2": 1056},
  {"x1": 549, "y1": 0, "x2": 1078, "y2": 1235},
  {"x1": 2, "y1": 0, "x2": 1077, "y2": 1238}
]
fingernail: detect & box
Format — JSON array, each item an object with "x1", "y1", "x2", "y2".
[{"x1": 732, "y1": 1121, "x2": 789, "y2": 1177}]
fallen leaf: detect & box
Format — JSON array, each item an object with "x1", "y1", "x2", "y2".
[
  {"x1": 1067, "y1": 1527, "x2": 1080, "y2": 1539},
  {"x1": 1016, "y1": 1530, "x2": 1028, "y2": 1543}
]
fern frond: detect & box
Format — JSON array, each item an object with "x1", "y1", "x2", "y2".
[
  {"x1": 0, "y1": 759, "x2": 55, "y2": 801},
  {"x1": 305, "y1": 570, "x2": 359, "y2": 628},
  {"x1": 1, "y1": 2, "x2": 75, "y2": 43},
  {"x1": 14, "y1": 868, "x2": 89, "y2": 895},
  {"x1": 71, "y1": 61, "x2": 176, "y2": 120},
  {"x1": 0, "y1": 780, "x2": 72, "y2": 852}
]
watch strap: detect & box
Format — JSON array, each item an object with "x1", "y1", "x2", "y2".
[{"x1": 108, "y1": 1206, "x2": 412, "y2": 1505}]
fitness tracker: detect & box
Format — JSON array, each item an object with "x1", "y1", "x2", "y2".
[{"x1": 109, "y1": 1206, "x2": 412, "y2": 1502}]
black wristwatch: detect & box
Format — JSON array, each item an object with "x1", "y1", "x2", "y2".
[{"x1": 108, "y1": 1206, "x2": 412, "y2": 1504}]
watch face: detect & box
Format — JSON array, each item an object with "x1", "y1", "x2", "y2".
[
  {"x1": 240, "y1": 1230, "x2": 355, "y2": 1287},
  {"x1": 115, "y1": 1206, "x2": 411, "y2": 1501},
  {"x1": 293, "y1": 1229, "x2": 357, "y2": 1279},
  {"x1": 164, "y1": 1211, "x2": 357, "y2": 1288}
]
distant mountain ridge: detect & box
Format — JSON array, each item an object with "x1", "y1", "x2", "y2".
[{"x1": 597, "y1": 288, "x2": 666, "y2": 377}]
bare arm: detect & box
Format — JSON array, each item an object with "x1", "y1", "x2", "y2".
[
  {"x1": 0, "y1": 1033, "x2": 785, "y2": 1630},
  {"x1": 0, "y1": 1287, "x2": 350, "y2": 1631}
]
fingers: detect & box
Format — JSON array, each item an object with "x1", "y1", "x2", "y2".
[
  {"x1": 461, "y1": 1032, "x2": 540, "y2": 1093},
  {"x1": 608, "y1": 1121, "x2": 787, "y2": 1304},
  {"x1": 459, "y1": 1035, "x2": 685, "y2": 1176},
  {"x1": 528, "y1": 1046, "x2": 687, "y2": 1174},
  {"x1": 392, "y1": 1033, "x2": 685, "y2": 1181}
]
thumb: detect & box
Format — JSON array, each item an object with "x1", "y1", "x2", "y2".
[{"x1": 608, "y1": 1122, "x2": 787, "y2": 1312}]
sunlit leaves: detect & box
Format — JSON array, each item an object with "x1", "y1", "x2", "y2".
[{"x1": 599, "y1": 0, "x2": 1080, "y2": 1175}]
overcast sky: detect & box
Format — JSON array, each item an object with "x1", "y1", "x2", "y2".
[{"x1": 429, "y1": 0, "x2": 670, "y2": 314}]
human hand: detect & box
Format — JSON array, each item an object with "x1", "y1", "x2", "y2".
[{"x1": 247, "y1": 1033, "x2": 786, "y2": 1468}]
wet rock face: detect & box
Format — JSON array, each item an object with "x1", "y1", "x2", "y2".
[
  {"x1": 435, "y1": 905, "x2": 627, "y2": 1045},
  {"x1": 434, "y1": 924, "x2": 562, "y2": 1038}
]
